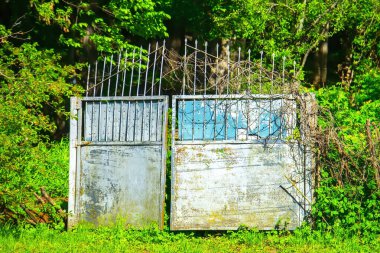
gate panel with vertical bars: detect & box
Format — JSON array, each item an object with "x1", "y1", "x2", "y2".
[
  {"x1": 170, "y1": 94, "x2": 312, "y2": 230},
  {"x1": 69, "y1": 96, "x2": 168, "y2": 228}
]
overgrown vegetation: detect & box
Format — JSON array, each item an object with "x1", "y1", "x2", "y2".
[
  {"x1": 0, "y1": 225, "x2": 379, "y2": 253},
  {"x1": 313, "y1": 84, "x2": 380, "y2": 237},
  {"x1": 0, "y1": 0, "x2": 379, "y2": 249},
  {"x1": 0, "y1": 41, "x2": 78, "y2": 226}
]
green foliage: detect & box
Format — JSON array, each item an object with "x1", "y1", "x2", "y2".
[
  {"x1": 190, "y1": 0, "x2": 349, "y2": 54},
  {"x1": 313, "y1": 79, "x2": 380, "y2": 236},
  {"x1": 0, "y1": 39, "x2": 78, "y2": 225},
  {"x1": 314, "y1": 176, "x2": 380, "y2": 237},
  {"x1": 30, "y1": 0, "x2": 170, "y2": 53}
]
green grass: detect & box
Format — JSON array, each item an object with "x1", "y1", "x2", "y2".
[{"x1": 0, "y1": 225, "x2": 378, "y2": 253}]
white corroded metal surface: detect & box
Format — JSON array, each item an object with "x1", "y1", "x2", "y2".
[
  {"x1": 171, "y1": 143, "x2": 311, "y2": 230},
  {"x1": 79, "y1": 145, "x2": 164, "y2": 226}
]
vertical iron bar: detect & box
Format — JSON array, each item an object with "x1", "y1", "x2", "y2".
[
  {"x1": 105, "y1": 97, "x2": 109, "y2": 142},
  {"x1": 227, "y1": 44, "x2": 230, "y2": 95},
  {"x1": 259, "y1": 51, "x2": 264, "y2": 140},
  {"x1": 281, "y1": 56, "x2": 286, "y2": 139},
  {"x1": 235, "y1": 100, "x2": 239, "y2": 140},
  {"x1": 214, "y1": 99, "x2": 217, "y2": 140},
  {"x1": 204, "y1": 42, "x2": 207, "y2": 94},
  {"x1": 193, "y1": 40, "x2": 198, "y2": 93},
  {"x1": 247, "y1": 49, "x2": 251, "y2": 139},
  {"x1": 112, "y1": 53, "x2": 121, "y2": 141},
  {"x1": 158, "y1": 40, "x2": 165, "y2": 96},
  {"x1": 246, "y1": 99, "x2": 249, "y2": 141},
  {"x1": 269, "y1": 99, "x2": 272, "y2": 139},
  {"x1": 92, "y1": 61, "x2": 97, "y2": 141},
  {"x1": 192, "y1": 40, "x2": 198, "y2": 141},
  {"x1": 133, "y1": 100, "x2": 138, "y2": 142},
  {"x1": 107, "y1": 55, "x2": 113, "y2": 96},
  {"x1": 141, "y1": 44, "x2": 151, "y2": 142},
  {"x1": 248, "y1": 49, "x2": 251, "y2": 91},
  {"x1": 100, "y1": 57, "x2": 106, "y2": 96},
  {"x1": 271, "y1": 53, "x2": 275, "y2": 94},
  {"x1": 257, "y1": 100, "x2": 261, "y2": 140},
  {"x1": 125, "y1": 49, "x2": 136, "y2": 141},
  {"x1": 86, "y1": 64, "x2": 90, "y2": 97},
  {"x1": 118, "y1": 99, "x2": 123, "y2": 142},
  {"x1": 203, "y1": 42, "x2": 207, "y2": 140},
  {"x1": 157, "y1": 41, "x2": 165, "y2": 141},
  {"x1": 149, "y1": 42, "x2": 158, "y2": 141},
  {"x1": 214, "y1": 43, "x2": 218, "y2": 140},
  {"x1": 282, "y1": 56, "x2": 286, "y2": 85},
  {"x1": 181, "y1": 39, "x2": 187, "y2": 141},
  {"x1": 93, "y1": 61, "x2": 98, "y2": 97},
  {"x1": 182, "y1": 38, "x2": 187, "y2": 95},
  {"x1": 129, "y1": 49, "x2": 136, "y2": 96},
  {"x1": 136, "y1": 46, "x2": 143, "y2": 96},
  {"x1": 121, "y1": 49, "x2": 128, "y2": 96},
  {"x1": 268, "y1": 54, "x2": 275, "y2": 139},
  {"x1": 260, "y1": 51, "x2": 263, "y2": 93},
  {"x1": 84, "y1": 65, "x2": 90, "y2": 141},
  {"x1": 98, "y1": 57, "x2": 107, "y2": 141},
  {"x1": 86, "y1": 64, "x2": 91, "y2": 97},
  {"x1": 143, "y1": 44, "x2": 151, "y2": 96},
  {"x1": 125, "y1": 99, "x2": 131, "y2": 141},
  {"x1": 119, "y1": 50, "x2": 127, "y2": 141},
  {"x1": 115, "y1": 52, "x2": 121, "y2": 96},
  {"x1": 151, "y1": 42, "x2": 158, "y2": 96},
  {"x1": 224, "y1": 99, "x2": 228, "y2": 140},
  {"x1": 237, "y1": 47, "x2": 241, "y2": 93},
  {"x1": 134, "y1": 47, "x2": 143, "y2": 141},
  {"x1": 215, "y1": 43, "x2": 219, "y2": 95},
  {"x1": 105, "y1": 55, "x2": 113, "y2": 141},
  {"x1": 225, "y1": 45, "x2": 230, "y2": 139}
]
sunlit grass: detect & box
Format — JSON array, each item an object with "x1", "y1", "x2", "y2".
[{"x1": 0, "y1": 225, "x2": 378, "y2": 253}]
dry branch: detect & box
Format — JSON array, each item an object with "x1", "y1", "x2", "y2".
[
  {"x1": 40, "y1": 187, "x2": 65, "y2": 216},
  {"x1": 366, "y1": 119, "x2": 380, "y2": 187}
]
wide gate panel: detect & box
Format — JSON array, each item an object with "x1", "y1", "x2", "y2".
[{"x1": 170, "y1": 95, "x2": 312, "y2": 230}]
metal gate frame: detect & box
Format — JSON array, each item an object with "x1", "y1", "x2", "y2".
[{"x1": 68, "y1": 96, "x2": 168, "y2": 229}]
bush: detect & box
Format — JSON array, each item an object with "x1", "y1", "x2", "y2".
[
  {"x1": 313, "y1": 84, "x2": 380, "y2": 236},
  {"x1": 0, "y1": 41, "x2": 81, "y2": 226}
]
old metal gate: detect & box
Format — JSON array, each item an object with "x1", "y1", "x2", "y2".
[
  {"x1": 69, "y1": 39, "x2": 315, "y2": 230},
  {"x1": 68, "y1": 44, "x2": 168, "y2": 228}
]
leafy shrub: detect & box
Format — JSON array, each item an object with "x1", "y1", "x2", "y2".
[
  {"x1": 0, "y1": 41, "x2": 81, "y2": 226},
  {"x1": 313, "y1": 83, "x2": 380, "y2": 236}
]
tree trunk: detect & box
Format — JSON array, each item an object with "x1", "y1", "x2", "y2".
[
  {"x1": 313, "y1": 23, "x2": 329, "y2": 88},
  {"x1": 312, "y1": 40, "x2": 328, "y2": 87}
]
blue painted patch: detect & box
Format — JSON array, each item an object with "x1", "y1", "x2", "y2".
[{"x1": 178, "y1": 100, "x2": 286, "y2": 141}]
